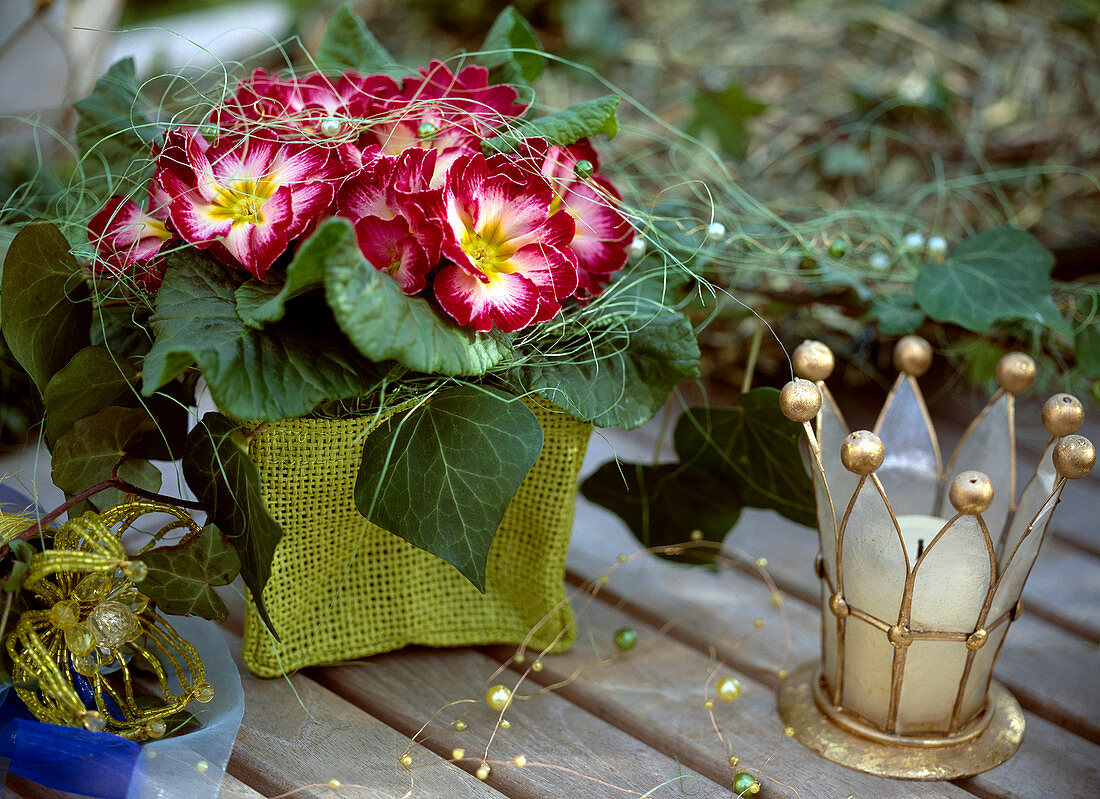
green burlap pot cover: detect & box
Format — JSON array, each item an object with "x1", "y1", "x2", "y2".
[{"x1": 241, "y1": 401, "x2": 592, "y2": 677}]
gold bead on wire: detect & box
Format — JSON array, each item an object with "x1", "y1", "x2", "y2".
[
  {"x1": 1053, "y1": 435, "x2": 1095, "y2": 480},
  {"x1": 1042, "y1": 394, "x2": 1084, "y2": 437}
]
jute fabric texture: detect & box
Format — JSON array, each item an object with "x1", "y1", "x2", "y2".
[{"x1": 240, "y1": 400, "x2": 592, "y2": 677}]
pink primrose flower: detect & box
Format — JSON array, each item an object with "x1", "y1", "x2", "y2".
[
  {"x1": 155, "y1": 127, "x2": 341, "y2": 280},
  {"x1": 533, "y1": 139, "x2": 632, "y2": 300},
  {"x1": 336, "y1": 146, "x2": 444, "y2": 294},
  {"x1": 210, "y1": 69, "x2": 396, "y2": 162},
  {"x1": 435, "y1": 152, "x2": 579, "y2": 333},
  {"x1": 367, "y1": 61, "x2": 528, "y2": 186},
  {"x1": 87, "y1": 182, "x2": 174, "y2": 292}
]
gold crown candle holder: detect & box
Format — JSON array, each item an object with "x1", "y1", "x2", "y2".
[{"x1": 775, "y1": 337, "x2": 1095, "y2": 780}]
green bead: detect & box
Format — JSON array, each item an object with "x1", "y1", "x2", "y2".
[
  {"x1": 613, "y1": 627, "x2": 637, "y2": 651},
  {"x1": 417, "y1": 122, "x2": 438, "y2": 140},
  {"x1": 733, "y1": 771, "x2": 760, "y2": 796},
  {"x1": 573, "y1": 159, "x2": 594, "y2": 180},
  {"x1": 827, "y1": 239, "x2": 847, "y2": 258}
]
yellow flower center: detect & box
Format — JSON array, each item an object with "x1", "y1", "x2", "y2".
[
  {"x1": 144, "y1": 217, "x2": 172, "y2": 241},
  {"x1": 207, "y1": 177, "x2": 276, "y2": 226},
  {"x1": 461, "y1": 220, "x2": 515, "y2": 282}
]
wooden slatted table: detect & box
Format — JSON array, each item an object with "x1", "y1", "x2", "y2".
[{"x1": 3, "y1": 397, "x2": 1097, "y2": 799}]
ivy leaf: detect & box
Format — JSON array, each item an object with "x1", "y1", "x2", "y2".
[
  {"x1": 1076, "y1": 323, "x2": 1100, "y2": 377},
  {"x1": 505, "y1": 305, "x2": 700, "y2": 430},
  {"x1": 684, "y1": 83, "x2": 767, "y2": 160},
  {"x1": 478, "y1": 6, "x2": 545, "y2": 87},
  {"x1": 354, "y1": 387, "x2": 543, "y2": 590},
  {"x1": 0, "y1": 222, "x2": 91, "y2": 397},
  {"x1": 74, "y1": 57, "x2": 157, "y2": 166},
  {"x1": 143, "y1": 249, "x2": 388, "y2": 421},
  {"x1": 483, "y1": 95, "x2": 620, "y2": 153},
  {"x1": 314, "y1": 3, "x2": 398, "y2": 75},
  {"x1": 43, "y1": 346, "x2": 137, "y2": 445},
  {"x1": 139, "y1": 525, "x2": 241, "y2": 622},
  {"x1": 323, "y1": 219, "x2": 510, "y2": 376},
  {"x1": 914, "y1": 227, "x2": 1060, "y2": 333},
  {"x1": 182, "y1": 412, "x2": 282, "y2": 636},
  {"x1": 50, "y1": 406, "x2": 159, "y2": 496},
  {"x1": 580, "y1": 462, "x2": 742, "y2": 565},
  {"x1": 235, "y1": 219, "x2": 341, "y2": 328},
  {"x1": 870, "y1": 294, "x2": 926, "y2": 336},
  {"x1": 673, "y1": 388, "x2": 815, "y2": 527}
]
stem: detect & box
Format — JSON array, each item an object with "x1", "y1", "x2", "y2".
[
  {"x1": 0, "y1": 479, "x2": 206, "y2": 562},
  {"x1": 651, "y1": 404, "x2": 673, "y2": 467},
  {"x1": 0, "y1": 592, "x2": 13, "y2": 643},
  {"x1": 741, "y1": 318, "x2": 766, "y2": 394}
]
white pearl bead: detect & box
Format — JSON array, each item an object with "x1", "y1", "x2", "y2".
[
  {"x1": 869, "y1": 251, "x2": 890, "y2": 270},
  {"x1": 319, "y1": 117, "x2": 341, "y2": 137},
  {"x1": 903, "y1": 232, "x2": 924, "y2": 248},
  {"x1": 627, "y1": 237, "x2": 646, "y2": 258},
  {"x1": 928, "y1": 236, "x2": 947, "y2": 253},
  {"x1": 706, "y1": 222, "x2": 726, "y2": 241}
]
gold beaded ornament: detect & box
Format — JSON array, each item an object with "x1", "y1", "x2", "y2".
[{"x1": 4, "y1": 502, "x2": 212, "y2": 740}]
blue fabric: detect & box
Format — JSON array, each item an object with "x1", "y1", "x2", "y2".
[
  {"x1": 0, "y1": 691, "x2": 144, "y2": 798},
  {"x1": 0, "y1": 485, "x2": 43, "y2": 516}
]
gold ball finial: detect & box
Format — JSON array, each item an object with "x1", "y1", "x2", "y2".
[
  {"x1": 949, "y1": 470, "x2": 994, "y2": 515},
  {"x1": 1042, "y1": 393, "x2": 1084, "y2": 437},
  {"x1": 1052, "y1": 435, "x2": 1095, "y2": 479},
  {"x1": 792, "y1": 340, "x2": 835, "y2": 382},
  {"x1": 841, "y1": 431, "x2": 884, "y2": 474},
  {"x1": 995, "y1": 352, "x2": 1037, "y2": 394},
  {"x1": 893, "y1": 336, "x2": 932, "y2": 377},
  {"x1": 779, "y1": 379, "x2": 822, "y2": 422}
]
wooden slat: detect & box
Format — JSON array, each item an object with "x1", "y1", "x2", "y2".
[
  {"x1": 309, "y1": 646, "x2": 728, "y2": 797},
  {"x1": 225, "y1": 632, "x2": 507, "y2": 799},
  {"x1": 488, "y1": 596, "x2": 976, "y2": 799},
  {"x1": 1008, "y1": 536, "x2": 1100, "y2": 642},
  {"x1": 566, "y1": 505, "x2": 1100, "y2": 799},
  {"x1": 953, "y1": 713, "x2": 1100, "y2": 799},
  {"x1": 217, "y1": 774, "x2": 265, "y2": 799}
]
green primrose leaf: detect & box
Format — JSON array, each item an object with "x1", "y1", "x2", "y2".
[
  {"x1": 315, "y1": 3, "x2": 398, "y2": 75},
  {"x1": 684, "y1": 83, "x2": 767, "y2": 161},
  {"x1": 43, "y1": 345, "x2": 137, "y2": 445},
  {"x1": 323, "y1": 219, "x2": 511, "y2": 376},
  {"x1": 580, "y1": 462, "x2": 742, "y2": 564},
  {"x1": 1, "y1": 222, "x2": 91, "y2": 397},
  {"x1": 139, "y1": 525, "x2": 241, "y2": 622},
  {"x1": 143, "y1": 249, "x2": 388, "y2": 421},
  {"x1": 914, "y1": 227, "x2": 1062, "y2": 333},
  {"x1": 183, "y1": 412, "x2": 282, "y2": 636},
  {"x1": 74, "y1": 57, "x2": 157, "y2": 170},
  {"x1": 505, "y1": 304, "x2": 700, "y2": 430},
  {"x1": 235, "y1": 218, "x2": 342, "y2": 328},
  {"x1": 673, "y1": 388, "x2": 815, "y2": 527},
  {"x1": 483, "y1": 95, "x2": 621, "y2": 152},
  {"x1": 870, "y1": 294, "x2": 926, "y2": 336},
  {"x1": 50, "y1": 405, "x2": 160, "y2": 496},
  {"x1": 354, "y1": 387, "x2": 543, "y2": 590},
  {"x1": 478, "y1": 6, "x2": 546, "y2": 86}
]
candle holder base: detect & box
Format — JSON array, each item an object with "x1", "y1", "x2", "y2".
[{"x1": 777, "y1": 662, "x2": 1025, "y2": 780}]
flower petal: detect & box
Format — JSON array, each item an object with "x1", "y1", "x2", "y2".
[{"x1": 434, "y1": 263, "x2": 541, "y2": 333}]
